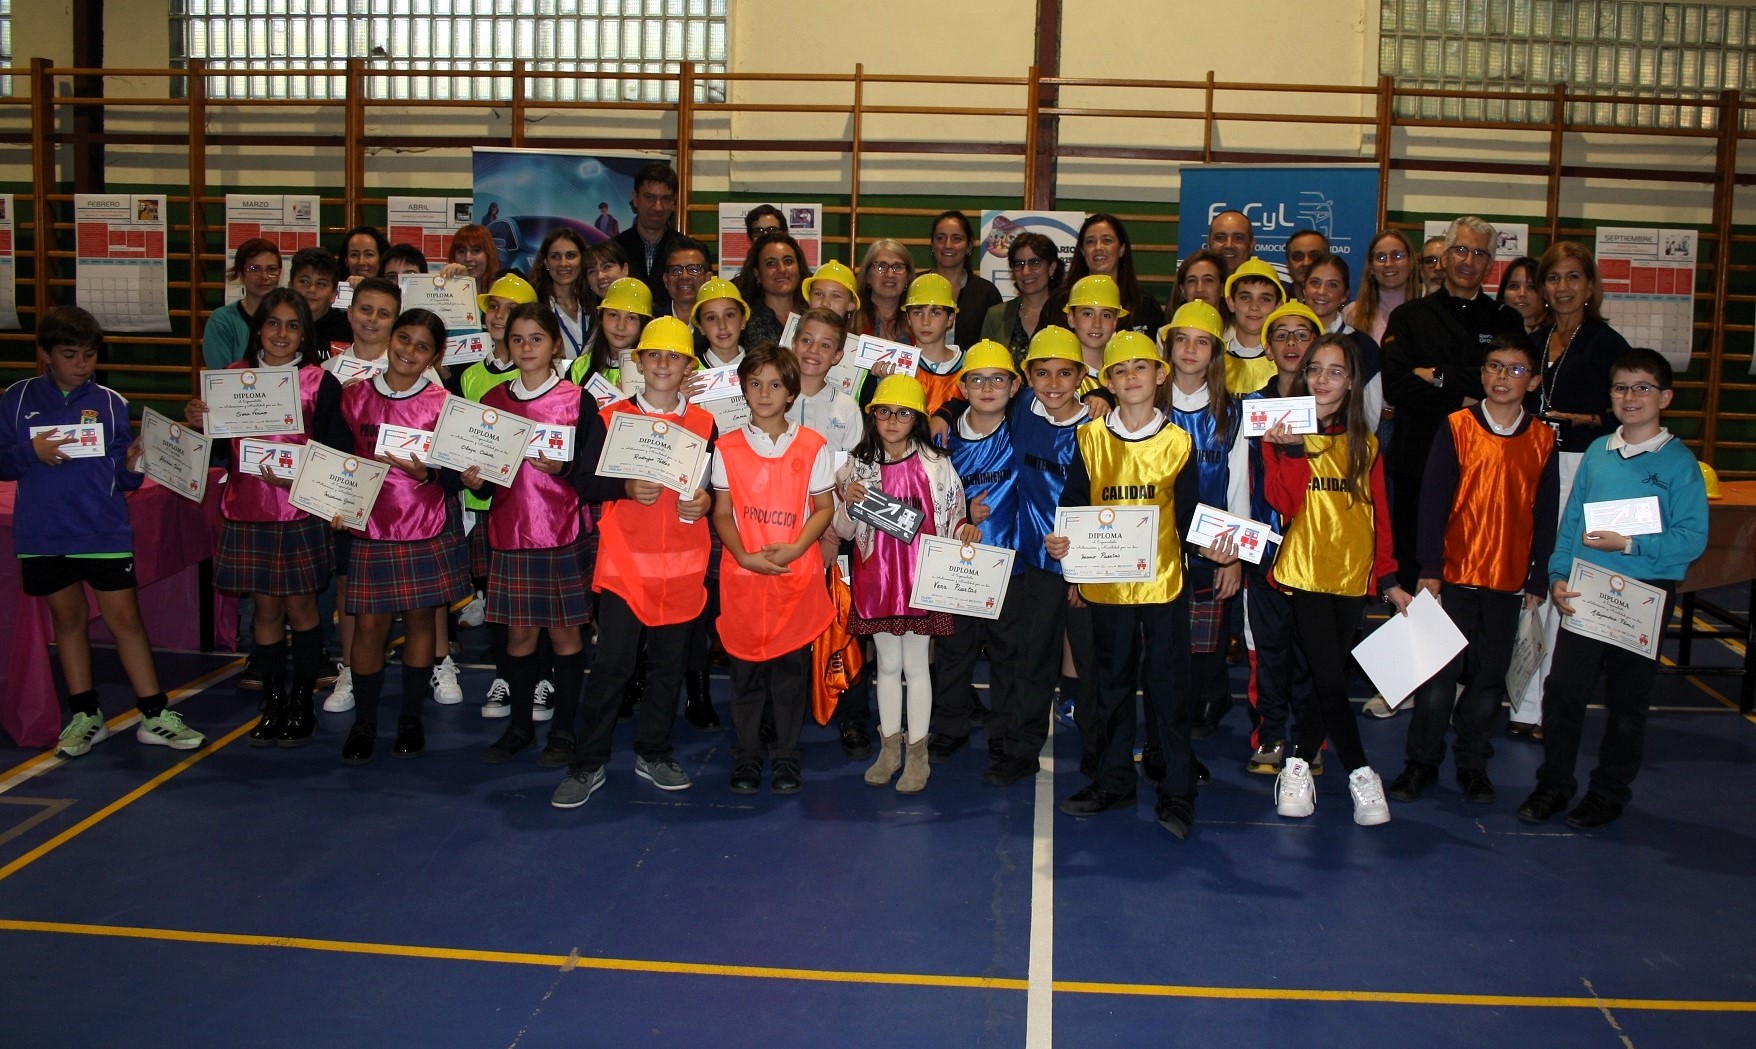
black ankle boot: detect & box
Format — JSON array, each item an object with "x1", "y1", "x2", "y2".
[
  {"x1": 278, "y1": 681, "x2": 317, "y2": 747},
  {"x1": 683, "y1": 671, "x2": 720, "y2": 729},
  {"x1": 249, "y1": 681, "x2": 288, "y2": 746}
]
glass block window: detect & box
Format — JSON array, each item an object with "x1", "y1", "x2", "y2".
[
  {"x1": 1379, "y1": 0, "x2": 1753, "y2": 129},
  {"x1": 1, "y1": 1, "x2": 12, "y2": 98},
  {"x1": 170, "y1": 0, "x2": 727, "y2": 103}
]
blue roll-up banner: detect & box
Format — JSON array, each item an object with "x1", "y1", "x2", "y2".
[{"x1": 1177, "y1": 165, "x2": 1381, "y2": 293}]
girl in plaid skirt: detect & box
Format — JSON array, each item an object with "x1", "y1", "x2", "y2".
[
  {"x1": 465, "y1": 303, "x2": 595, "y2": 766},
  {"x1": 185, "y1": 288, "x2": 350, "y2": 747},
  {"x1": 337, "y1": 308, "x2": 471, "y2": 763}
]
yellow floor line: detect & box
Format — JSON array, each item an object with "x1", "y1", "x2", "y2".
[
  {"x1": 1, "y1": 917, "x2": 1753, "y2": 1013},
  {"x1": 0, "y1": 717, "x2": 254, "y2": 885}
]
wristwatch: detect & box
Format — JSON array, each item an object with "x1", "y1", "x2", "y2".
[
  {"x1": 1432, "y1": 369, "x2": 1445, "y2": 389},
  {"x1": 1623, "y1": 537, "x2": 1635, "y2": 555}
]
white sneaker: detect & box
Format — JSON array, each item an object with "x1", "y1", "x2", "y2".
[
  {"x1": 1349, "y1": 765, "x2": 1392, "y2": 826},
  {"x1": 482, "y1": 677, "x2": 512, "y2": 718},
  {"x1": 532, "y1": 679, "x2": 556, "y2": 722},
  {"x1": 458, "y1": 593, "x2": 486, "y2": 628},
  {"x1": 1276, "y1": 757, "x2": 1315, "y2": 818},
  {"x1": 323, "y1": 666, "x2": 355, "y2": 713},
  {"x1": 1362, "y1": 693, "x2": 1411, "y2": 718},
  {"x1": 431, "y1": 656, "x2": 464, "y2": 705}
]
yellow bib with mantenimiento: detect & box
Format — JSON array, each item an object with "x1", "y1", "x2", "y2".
[
  {"x1": 1273, "y1": 432, "x2": 1379, "y2": 597},
  {"x1": 1073, "y1": 418, "x2": 1191, "y2": 605}
]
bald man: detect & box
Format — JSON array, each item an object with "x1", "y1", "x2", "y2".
[{"x1": 1207, "y1": 211, "x2": 1254, "y2": 275}]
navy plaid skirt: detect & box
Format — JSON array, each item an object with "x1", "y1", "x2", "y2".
[
  {"x1": 215, "y1": 516, "x2": 331, "y2": 597},
  {"x1": 468, "y1": 512, "x2": 492, "y2": 580},
  {"x1": 1189, "y1": 586, "x2": 1226, "y2": 654},
  {"x1": 484, "y1": 538, "x2": 594, "y2": 628},
  {"x1": 332, "y1": 529, "x2": 353, "y2": 576},
  {"x1": 345, "y1": 517, "x2": 471, "y2": 614}
]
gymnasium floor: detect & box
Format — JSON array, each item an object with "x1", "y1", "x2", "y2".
[{"x1": 1, "y1": 607, "x2": 1753, "y2": 1048}]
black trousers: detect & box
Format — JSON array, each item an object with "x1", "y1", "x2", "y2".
[
  {"x1": 1405, "y1": 584, "x2": 1522, "y2": 771},
  {"x1": 1389, "y1": 468, "x2": 1424, "y2": 593},
  {"x1": 1243, "y1": 560, "x2": 1310, "y2": 748},
  {"x1": 1287, "y1": 588, "x2": 1369, "y2": 773},
  {"x1": 1087, "y1": 595, "x2": 1194, "y2": 803},
  {"x1": 982, "y1": 566, "x2": 1068, "y2": 762},
  {"x1": 1536, "y1": 584, "x2": 1675, "y2": 807},
  {"x1": 731, "y1": 644, "x2": 811, "y2": 764},
  {"x1": 570, "y1": 590, "x2": 689, "y2": 774}
]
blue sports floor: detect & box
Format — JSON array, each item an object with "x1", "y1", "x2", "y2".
[{"x1": 1, "y1": 604, "x2": 1753, "y2": 1048}]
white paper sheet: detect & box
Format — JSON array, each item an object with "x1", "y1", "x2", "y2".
[{"x1": 1350, "y1": 588, "x2": 1468, "y2": 709}]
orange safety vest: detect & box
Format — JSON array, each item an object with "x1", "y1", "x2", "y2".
[
  {"x1": 812, "y1": 566, "x2": 864, "y2": 725},
  {"x1": 591, "y1": 400, "x2": 717, "y2": 626},
  {"x1": 716, "y1": 426, "x2": 835, "y2": 662},
  {"x1": 1441, "y1": 410, "x2": 1555, "y2": 592}
]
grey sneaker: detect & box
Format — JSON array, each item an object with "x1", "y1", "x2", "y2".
[
  {"x1": 634, "y1": 754, "x2": 692, "y2": 791},
  {"x1": 1246, "y1": 740, "x2": 1285, "y2": 775},
  {"x1": 57, "y1": 711, "x2": 111, "y2": 758},
  {"x1": 136, "y1": 710, "x2": 205, "y2": 750},
  {"x1": 550, "y1": 765, "x2": 607, "y2": 809}
]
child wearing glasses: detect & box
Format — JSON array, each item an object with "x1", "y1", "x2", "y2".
[
  {"x1": 1262, "y1": 333, "x2": 1412, "y2": 827},
  {"x1": 836, "y1": 375, "x2": 968, "y2": 794},
  {"x1": 1518, "y1": 348, "x2": 1707, "y2": 830},
  {"x1": 1387, "y1": 335, "x2": 1558, "y2": 807}
]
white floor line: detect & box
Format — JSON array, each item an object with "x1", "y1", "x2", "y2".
[{"x1": 1024, "y1": 721, "x2": 1055, "y2": 1048}]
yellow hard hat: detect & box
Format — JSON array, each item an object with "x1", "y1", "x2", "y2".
[
  {"x1": 958, "y1": 340, "x2": 1019, "y2": 379},
  {"x1": 1158, "y1": 300, "x2": 1226, "y2": 344},
  {"x1": 1102, "y1": 331, "x2": 1163, "y2": 374},
  {"x1": 1700, "y1": 460, "x2": 1723, "y2": 499},
  {"x1": 1064, "y1": 274, "x2": 1129, "y2": 318},
  {"x1": 1021, "y1": 325, "x2": 1084, "y2": 366},
  {"x1": 1224, "y1": 256, "x2": 1287, "y2": 302},
  {"x1": 599, "y1": 276, "x2": 654, "y2": 317},
  {"x1": 1262, "y1": 300, "x2": 1324, "y2": 337},
  {"x1": 634, "y1": 316, "x2": 698, "y2": 364},
  {"x1": 691, "y1": 277, "x2": 750, "y2": 321},
  {"x1": 478, "y1": 272, "x2": 537, "y2": 313},
  {"x1": 867, "y1": 373, "x2": 928, "y2": 415},
  {"x1": 904, "y1": 272, "x2": 959, "y2": 313},
  {"x1": 802, "y1": 259, "x2": 862, "y2": 311}
]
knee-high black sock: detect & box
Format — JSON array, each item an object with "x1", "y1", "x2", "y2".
[
  {"x1": 505, "y1": 652, "x2": 539, "y2": 734},
  {"x1": 256, "y1": 639, "x2": 289, "y2": 692},
  {"x1": 549, "y1": 649, "x2": 587, "y2": 739},
  {"x1": 536, "y1": 630, "x2": 556, "y2": 681},
  {"x1": 488, "y1": 621, "x2": 509, "y2": 671},
  {"x1": 290, "y1": 627, "x2": 324, "y2": 688},
  {"x1": 401, "y1": 663, "x2": 428, "y2": 719},
  {"x1": 352, "y1": 669, "x2": 385, "y2": 725}
]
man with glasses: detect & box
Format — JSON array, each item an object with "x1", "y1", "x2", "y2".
[
  {"x1": 613, "y1": 162, "x2": 689, "y2": 315},
  {"x1": 1381, "y1": 217, "x2": 1525, "y2": 599}
]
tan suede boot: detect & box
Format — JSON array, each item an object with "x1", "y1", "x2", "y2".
[
  {"x1": 864, "y1": 731, "x2": 904, "y2": 786},
  {"x1": 895, "y1": 736, "x2": 931, "y2": 794}
]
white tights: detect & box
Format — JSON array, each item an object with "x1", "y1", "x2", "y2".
[{"x1": 873, "y1": 631, "x2": 933, "y2": 743}]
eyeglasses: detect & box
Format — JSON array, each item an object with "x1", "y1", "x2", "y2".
[
  {"x1": 871, "y1": 261, "x2": 909, "y2": 275},
  {"x1": 872, "y1": 406, "x2": 917, "y2": 420},
  {"x1": 1448, "y1": 244, "x2": 1492, "y2": 262},
  {"x1": 962, "y1": 374, "x2": 1012, "y2": 389},
  {"x1": 1270, "y1": 330, "x2": 1314, "y2": 345},
  {"x1": 666, "y1": 263, "x2": 707, "y2": 277},
  {"x1": 1419, "y1": 255, "x2": 1441, "y2": 267},
  {"x1": 1610, "y1": 382, "x2": 1662, "y2": 398},
  {"x1": 1010, "y1": 257, "x2": 1046, "y2": 270},
  {"x1": 244, "y1": 264, "x2": 282, "y2": 276},
  {"x1": 1303, "y1": 364, "x2": 1349, "y2": 382},
  {"x1": 1373, "y1": 250, "x2": 1409, "y2": 264},
  {"x1": 1482, "y1": 360, "x2": 1533, "y2": 377}
]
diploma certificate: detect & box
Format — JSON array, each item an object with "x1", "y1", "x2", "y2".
[
  {"x1": 138, "y1": 408, "x2": 211, "y2": 503},
  {"x1": 848, "y1": 488, "x2": 925, "y2": 544},
  {"x1": 1054, "y1": 505, "x2": 1159, "y2": 582},
  {"x1": 909, "y1": 537, "x2": 1015, "y2": 620},
  {"x1": 442, "y1": 331, "x2": 490, "y2": 367},
  {"x1": 29, "y1": 424, "x2": 105, "y2": 459},
  {"x1": 329, "y1": 355, "x2": 386, "y2": 383},
  {"x1": 583, "y1": 373, "x2": 629, "y2": 409},
  {"x1": 1560, "y1": 558, "x2": 1666, "y2": 660},
  {"x1": 594, "y1": 412, "x2": 709, "y2": 496},
  {"x1": 200, "y1": 366, "x2": 304, "y2": 438},
  {"x1": 690, "y1": 364, "x2": 744, "y2": 403},
  {"x1": 853, "y1": 335, "x2": 921, "y2": 377},
  {"x1": 1240, "y1": 396, "x2": 1319, "y2": 439},
  {"x1": 288, "y1": 440, "x2": 389, "y2": 529},
  {"x1": 399, "y1": 274, "x2": 480, "y2": 331},
  {"x1": 426, "y1": 397, "x2": 536, "y2": 488},
  {"x1": 1583, "y1": 495, "x2": 1663, "y2": 537},
  {"x1": 238, "y1": 439, "x2": 301, "y2": 480}
]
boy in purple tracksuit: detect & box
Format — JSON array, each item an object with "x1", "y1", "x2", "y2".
[{"x1": 0, "y1": 307, "x2": 207, "y2": 757}]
